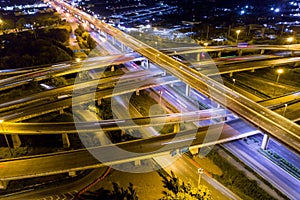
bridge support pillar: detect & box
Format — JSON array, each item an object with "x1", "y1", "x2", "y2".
[
  {"x1": 291, "y1": 50, "x2": 295, "y2": 57},
  {"x1": 173, "y1": 123, "x2": 180, "y2": 133},
  {"x1": 251, "y1": 69, "x2": 255, "y2": 73},
  {"x1": 112, "y1": 37, "x2": 116, "y2": 45},
  {"x1": 134, "y1": 160, "x2": 141, "y2": 166},
  {"x1": 121, "y1": 43, "x2": 125, "y2": 52},
  {"x1": 185, "y1": 84, "x2": 191, "y2": 96},
  {"x1": 261, "y1": 134, "x2": 270, "y2": 150},
  {"x1": 217, "y1": 51, "x2": 222, "y2": 58},
  {"x1": 162, "y1": 70, "x2": 167, "y2": 76},
  {"x1": 136, "y1": 90, "x2": 140, "y2": 96},
  {"x1": 189, "y1": 147, "x2": 199, "y2": 155},
  {"x1": 196, "y1": 53, "x2": 201, "y2": 62},
  {"x1": 69, "y1": 171, "x2": 77, "y2": 177},
  {"x1": 62, "y1": 133, "x2": 70, "y2": 149},
  {"x1": 0, "y1": 181, "x2": 8, "y2": 189},
  {"x1": 238, "y1": 49, "x2": 243, "y2": 56},
  {"x1": 111, "y1": 65, "x2": 115, "y2": 72},
  {"x1": 229, "y1": 72, "x2": 233, "y2": 77},
  {"x1": 97, "y1": 98, "x2": 102, "y2": 106},
  {"x1": 260, "y1": 49, "x2": 265, "y2": 55},
  {"x1": 59, "y1": 109, "x2": 64, "y2": 115},
  {"x1": 104, "y1": 32, "x2": 108, "y2": 39},
  {"x1": 142, "y1": 59, "x2": 149, "y2": 69},
  {"x1": 12, "y1": 135, "x2": 21, "y2": 148}
]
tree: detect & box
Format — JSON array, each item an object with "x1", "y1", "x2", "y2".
[{"x1": 160, "y1": 171, "x2": 212, "y2": 200}]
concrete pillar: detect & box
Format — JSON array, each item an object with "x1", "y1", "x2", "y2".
[
  {"x1": 62, "y1": 133, "x2": 70, "y2": 148},
  {"x1": 251, "y1": 69, "x2": 255, "y2": 73},
  {"x1": 173, "y1": 123, "x2": 180, "y2": 133},
  {"x1": 196, "y1": 53, "x2": 201, "y2": 62},
  {"x1": 144, "y1": 59, "x2": 149, "y2": 69},
  {"x1": 112, "y1": 37, "x2": 116, "y2": 45},
  {"x1": 162, "y1": 70, "x2": 167, "y2": 76},
  {"x1": 104, "y1": 32, "x2": 108, "y2": 39},
  {"x1": 189, "y1": 147, "x2": 199, "y2": 155},
  {"x1": 136, "y1": 90, "x2": 140, "y2": 96},
  {"x1": 229, "y1": 72, "x2": 233, "y2": 77},
  {"x1": 59, "y1": 109, "x2": 64, "y2": 115},
  {"x1": 121, "y1": 43, "x2": 125, "y2": 52},
  {"x1": 291, "y1": 50, "x2": 295, "y2": 57},
  {"x1": 134, "y1": 160, "x2": 141, "y2": 166},
  {"x1": 238, "y1": 49, "x2": 243, "y2": 56},
  {"x1": 11, "y1": 135, "x2": 21, "y2": 148},
  {"x1": 97, "y1": 98, "x2": 102, "y2": 106},
  {"x1": 0, "y1": 181, "x2": 8, "y2": 189},
  {"x1": 260, "y1": 49, "x2": 265, "y2": 55},
  {"x1": 261, "y1": 134, "x2": 269, "y2": 150},
  {"x1": 217, "y1": 51, "x2": 222, "y2": 58},
  {"x1": 111, "y1": 65, "x2": 115, "y2": 72},
  {"x1": 69, "y1": 171, "x2": 77, "y2": 177},
  {"x1": 142, "y1": 59, "x2": 149, "y2": 69},
  {"x1": 185, "y1": 84, "x2": 191, "y2": 96}
]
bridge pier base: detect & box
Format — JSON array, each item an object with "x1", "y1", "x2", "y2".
[
  {"x1": 173, "y1": 123, "x2": 180, "y2": 133},
  {"x1": 62, "y1": 133, "x2": 70, "y2": 149},
  {"x1": 11, "y1": 135, "x2": 21, "y2": 148},
  {"x1": 136, "y1": 90, "x2": 140, "y2": 96},
  {"x1": 162, "y1": 70, "x2": 167, "y2": 76},
  {"x1": 142, "y1": 59, "x2": 149, "y2": 69},
  {"x1": 69, "y1": 171, "x2": 77, "y2": 177},
  {"x1": 260, "y1": 49, "x2": 265, "y2": 55},
  {"x1": 189, "y1": 147, "x2": 199, "y2": 155},
  {"x1": 238, "y1": 49, "x2": 243, "y2": 57},
  {"x1": 196, "y1": 53, "x2": 201, "y2": 62},
  {"x1": 97, "y1": 98, "x2": 102, "y2": 106},
  {"x1": 185, "y1": 84, "x2": 191, "y2": 96},
  {"x1": 134, "y1": 160, "x2": 141, "y2": 166},
  {"x1": 0, "y1": 181, "x2": 8, "y2": 189},
  {"x1": 261, "y1": 134, "x2": 269, "y2": 150}
]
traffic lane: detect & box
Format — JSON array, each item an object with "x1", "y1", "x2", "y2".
[
  {"x1": 0, "y1": 124, "x2": 239, "y2": 180},
  {"x1": 223, "y1": 141, "x2": 300, "y2": 200}
]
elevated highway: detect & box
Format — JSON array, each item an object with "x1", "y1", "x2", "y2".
[
  {"x1": 0, "y1": 109, "x2": 227, "y2": 134},
  {"x1": 0, "y1": 124, "x2": 257, "y2": 181},
  {"x1": 50, "y1": 0, "x2": 300, "y2": 152}
]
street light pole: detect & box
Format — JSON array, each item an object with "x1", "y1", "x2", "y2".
[
  {"x1": 197, "y1": 168, "x2": 204, "y2": 188},
  {"x1": 0, "y1": 120, "x2": 13, "y2": 156},
  {"x1": 283, "y1": 104, "x2": 288, "y2": 117},
  {"x1": 236, "y1": 30, "x2": 241, "y2": 44},
  {"x1": 232, "y1": 78, "x2": 236, "y2": 90},
  {"x1": 276, "y1": 70, "x2": 283, "y2": 83},
  {"x1": 274, "y1": 68, "x2": 284, "y2": 96}
]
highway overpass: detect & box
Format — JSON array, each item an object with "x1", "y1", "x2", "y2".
[{"x1": 51, "y1": 0, "x2": 300, "y2": 152}]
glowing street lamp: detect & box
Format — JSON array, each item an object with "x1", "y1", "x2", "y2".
[
  {"x1": 197, "y1": 168, "x2": 204, "y2": 188},
  {"x1": 287, "y1": 37, "x2": 294, "y2": 43},
  {"x1": 273, "y1": 68, "x2": 284, "y2": 96},
  {"x1": 236, "y1": 30, "x2": 241, "y2": 44},
  {"x1": 276, "y1": 68, "x2": 284, "y2": 83},
  {"x1": 283, "y1": 104, "x2": 288, "y2": 117}
]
